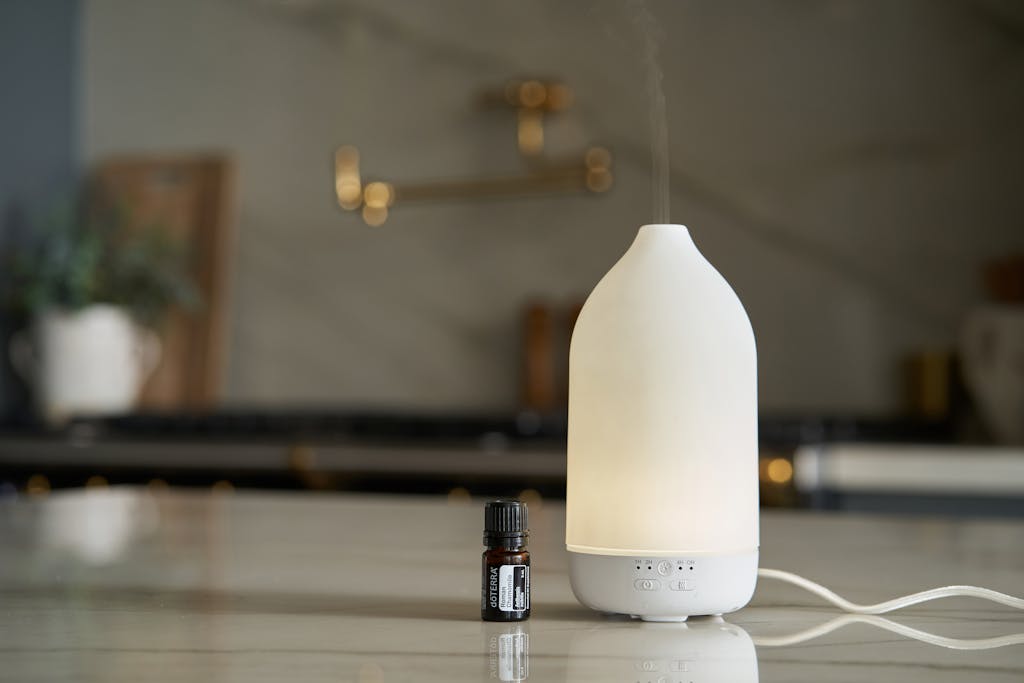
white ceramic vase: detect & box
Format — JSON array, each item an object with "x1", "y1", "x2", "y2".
[{"x1": 10, "y1": 305, "x2": 160, "y2": 423}]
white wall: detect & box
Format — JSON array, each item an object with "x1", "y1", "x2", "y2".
[{"x1": 81, "y1": 0, "x2": 1024, "y2": 414}]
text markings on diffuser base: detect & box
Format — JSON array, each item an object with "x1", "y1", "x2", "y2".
[
  {"x1": 634, "y1": 558, "x2": 695, "y2": 592},
  {"x1": 569, "y1": 550, "x2": 758, "y2": 620}
]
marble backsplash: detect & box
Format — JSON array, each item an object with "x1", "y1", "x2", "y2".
[{"x1": 80, "y1": 0, "x2": 1024, "y2": 414}]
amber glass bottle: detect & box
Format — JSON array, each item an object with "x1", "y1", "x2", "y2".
[{"x1": 481, "y1": 499, "x2": 530, "y2": 621}]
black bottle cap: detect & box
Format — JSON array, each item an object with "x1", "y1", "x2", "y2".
[{"x1": 484, "y1": 499, "x2": 528, "y2": 544}]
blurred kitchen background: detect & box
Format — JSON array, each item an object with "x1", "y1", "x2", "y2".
[{"x1": 1, "y1": 0, "x2": 1022, "y2": 515}]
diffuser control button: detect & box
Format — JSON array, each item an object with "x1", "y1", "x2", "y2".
[
  {"x1": 656, "y1": 561, "x2": 673, "y2": 576},
  {"x1": 634, "y1": 579, "x2": 661, "y2": 591},
  {"x1": 668, "y1": 579, "x2": 695, "y2": 591}
]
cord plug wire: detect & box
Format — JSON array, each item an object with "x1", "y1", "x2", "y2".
[
  {"x1": 751, "y1": 613, "x2": 1024, "y2": 650},
  {"x1": 757, "y1": 567, "x2": 1024, "y2": 614}
]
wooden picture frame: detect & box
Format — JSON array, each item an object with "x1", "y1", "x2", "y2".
[{"x1": 90, "y1": 154, "x2": 236, "y2": 410}]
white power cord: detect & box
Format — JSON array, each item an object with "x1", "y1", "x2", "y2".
[
  {"x1": 751, "y1": 613, "x2": 1024, "y2": 650},
  {"x1": 757, "y1": 567, "x2": 1024, "y2": 614}
]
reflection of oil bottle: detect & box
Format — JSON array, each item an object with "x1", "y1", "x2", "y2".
[
  {"x1": 566, "y1": 618, "x2": 757, "y2": 683},
  {"x1": 484, "y1": 622, "x2": 530, "y2": 681}
]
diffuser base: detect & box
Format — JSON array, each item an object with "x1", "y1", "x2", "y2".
[{"x1": 568, "y1": 549, "x2": 758, "y2": 619}]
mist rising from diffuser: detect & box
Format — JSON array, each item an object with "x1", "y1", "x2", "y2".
[{"x1": 633, "y1": 0, "x2": 670, "y2": 224}]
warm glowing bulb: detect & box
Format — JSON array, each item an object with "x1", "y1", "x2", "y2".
[
  {"x1": 363, "y1": 182, "x2": 394, "y2": 209},
  {"x1": 335, "y1": 145, "x2": 362, "y2": 210},
  {"x1": 518, "y1": 80, "x2": 547, "y2": 109},
  {"x1": 766, "y1": 458, "x2": 793, "y2": 484},
  {"x1": 517, "y1": 109, "x2": 544, "y2": 155},
  {"x1": 336, "y1": 179, "x2": 362, "y2": 209}
]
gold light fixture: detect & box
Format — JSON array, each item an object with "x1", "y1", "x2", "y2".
[
  {"x1": 334, "y1": 146, "x2": 362, "y2": 210},
  {"x1": 335, "y1": 79, "x2": 612, "y2": 226}
]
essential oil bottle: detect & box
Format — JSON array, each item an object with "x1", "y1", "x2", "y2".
[{"x1": 481, "y1": 499, "x2": 530, "y2": 621}]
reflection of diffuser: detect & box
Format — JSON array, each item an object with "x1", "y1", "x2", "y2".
[
  {"x1": 566, "y1": 224, "x2": 759, "y2": 621},
  {"x1": 566, "y1": 619, "x2": 757, "y2": 682}
]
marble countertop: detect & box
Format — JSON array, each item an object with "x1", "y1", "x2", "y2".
[{"x1": 1, "y1": 489, "x2": 1022, "y2": 681}]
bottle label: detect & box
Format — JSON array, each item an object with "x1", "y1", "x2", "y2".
[{"x1": 498, "y1": 565, "x2": 530, "y2": 612}]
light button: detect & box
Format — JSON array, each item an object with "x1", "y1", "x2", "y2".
[
  {"x1": 668, "y1": 579, "x2": 695, "y2": 591},
  {"x1": 656, "y1": 561, "x2": 673, "y2": 576},
  {"x1": 634, "y1": 579, "x2": 661, "y2": 591}
]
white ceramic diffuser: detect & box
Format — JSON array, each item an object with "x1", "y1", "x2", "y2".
[{"x1": 566, "y1": 224, "x2": 758, "y2": 621}]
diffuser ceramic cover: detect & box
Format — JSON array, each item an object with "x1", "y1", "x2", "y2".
[{"x1": 566, "y1": 224, "x2": 758, "y2": 620}]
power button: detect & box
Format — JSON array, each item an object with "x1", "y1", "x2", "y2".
[{"x1": 634, "y1": 579, "x2": 661, "y2": 591}]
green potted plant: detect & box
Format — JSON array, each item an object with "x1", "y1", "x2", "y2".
[{"x1": 6, "y1": 203, "x2": 199, "y2": 423}]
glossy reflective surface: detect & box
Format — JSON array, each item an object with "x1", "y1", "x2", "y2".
[{"x1": 1, "y1": 489, "x2": 1022, "y2": 681}]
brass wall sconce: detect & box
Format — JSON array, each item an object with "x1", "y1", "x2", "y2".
[{"x1": 335, "y1": 79, "x2": 613, "y2": 226}]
